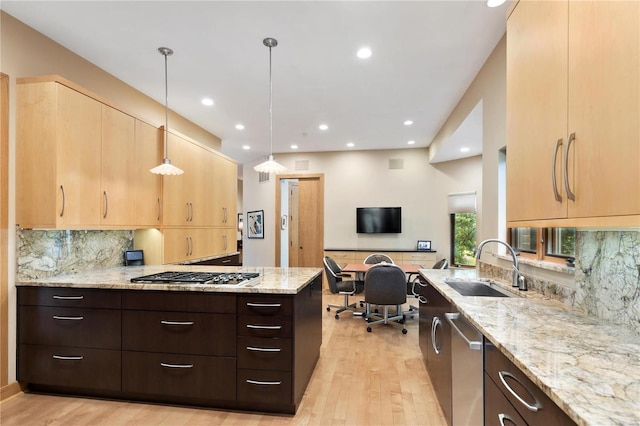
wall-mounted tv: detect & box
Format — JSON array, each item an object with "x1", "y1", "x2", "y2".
[{"x1": 356, "y1": 207, "x2": 402, "y2": 234}]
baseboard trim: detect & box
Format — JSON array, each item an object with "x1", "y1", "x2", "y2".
[{"x1": 0, "y1": 381, "x2": 24, "y2": 402}]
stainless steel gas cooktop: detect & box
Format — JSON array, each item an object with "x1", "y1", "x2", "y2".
[{"x1": 130, "y1": 271, "x2": 260, "y2": 285}]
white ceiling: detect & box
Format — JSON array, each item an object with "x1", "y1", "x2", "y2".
[{"x1": 2, "y1": 0, "x2": 509, "y2": 168}]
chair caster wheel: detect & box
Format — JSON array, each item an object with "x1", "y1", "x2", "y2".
[
  {"x1": 367, "y1": 327, "x2": 372, "y2": 332},
  {"x1": 402, "y1": 328, "x2": 407, "y2": 335},
  {"x1": 335, "y1": 314, "x2": 339, "y2": 320},
  {"x1": 326, "y1": 307, "x2": 330, "y2": 312}
]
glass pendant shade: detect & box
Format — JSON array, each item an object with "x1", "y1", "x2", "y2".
[
  {"x1": 253, "y1": 37, "x2": 286, "y2": 174},
  {"x1": 151, "y1": 46, "x2": 184, "y2": 176}
]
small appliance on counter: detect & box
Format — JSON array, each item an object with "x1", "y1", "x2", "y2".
[{"x1": 124, "y1": 250, "x2": 144, "y2": 266}]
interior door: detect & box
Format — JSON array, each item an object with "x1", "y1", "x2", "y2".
[{"x1": 288, "y1": 182, "x2": 300, "y2": 267}]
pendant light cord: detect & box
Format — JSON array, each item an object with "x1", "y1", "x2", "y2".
[
  {"x1": 268, "y1": 43, "x2": 273, "y2": 157},
  {"x1": 164, "y1": 50, "x2": 169, "y2": 161}
]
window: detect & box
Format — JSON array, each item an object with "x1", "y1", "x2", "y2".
[
  {"x1": 451, "y1": 213, "x2": 477, "y2": 267},
  {"x1": 508, "y1": 227, "x2": 575, "y2": 262}
]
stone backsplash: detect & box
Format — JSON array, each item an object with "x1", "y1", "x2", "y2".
[
  {"x1": 479, "y1": 230, "x2": 640, "y2": 334},
  {"x1": 17, "y1": 228, "x2": 133, "y2": 280}
]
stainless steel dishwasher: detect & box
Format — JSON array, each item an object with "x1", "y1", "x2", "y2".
[{"x1": 445, "y1": 312, "x2": 483, "y2": 425}]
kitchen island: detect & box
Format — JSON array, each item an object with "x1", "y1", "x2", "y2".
[
  {"x1": 16, "y1": 265, "x2": 323, "y2": 414},
  {"x1": 420, "y1": 269, "x2": 640, "y2": 426}
]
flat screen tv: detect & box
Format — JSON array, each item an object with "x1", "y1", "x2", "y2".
[{"x1": 356, "y1": 207, "x2": 402, "y2": 234}]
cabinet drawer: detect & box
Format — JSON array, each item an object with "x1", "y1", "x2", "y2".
[
  {"x1": 237, "y1": 336, "x2": 292, "y2": 371},
  {"x1": 18, "y1": 287, "x2": 121, "y2": 309},
  {"x1": 324, "y1": 251, "x2": 355, "y2": 266},
  {"x1": 485, "y1": 342, "x2": 574, "y2": 425},
  {"x1": 18, "y1": 344, "x2": 121, "y2": 391},
  {"x1": 484, "y1": 372, "x2": 527, "y2": 426},
  {"x1": 122, "y1": 311, "x2": 235, "y2": 356},
  {"x1": 401, "y1": 252, "x2": 436, "y2": 266},
  {"x1": 122, "y1": 351, "x2": 235, "y2": 401},
  {"x1": 19, "y1": 306, "x2": 121, "y2": 349},
  {"x1": 237, "y1": 315, "x2": 292, "y2": 338},
  {"x1": 238, "y1": 296, "x2": 292, "y2": 316},
  {"x1": 354, "y1": 251, "x2": 398, "y2": 263},
  {"x1": 237, "y1": 369, "x2": 292, "y2": 405},
  {"x1": 123, "y1": 290, "x2": 235, "y2": 313}
]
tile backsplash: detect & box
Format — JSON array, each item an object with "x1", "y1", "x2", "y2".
[
  {"x1": 479, "y1": 230, "x2": 639, "y2": 334},
  {"x1": 17, "y1": 228, "x2": 133, "y2": 280}
]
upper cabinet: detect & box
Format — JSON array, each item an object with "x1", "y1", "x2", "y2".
[
  {"x1": 211, "y1": 154, "x2": 238, "y2": 228},
  {"x1": 506, "y1": 0, "x2": 640, "y2": 227},
  {"x1": 133, "y1": 120, "x2": 162, "y2": 227}
]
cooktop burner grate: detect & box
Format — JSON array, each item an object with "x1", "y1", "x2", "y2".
[{"x1": 130, "y1": 271, "x2": 260, "y2": 285}]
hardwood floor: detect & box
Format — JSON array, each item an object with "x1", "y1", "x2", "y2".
[{"x1": 0, "y1": 293, "x2": 446, "y2": 425}]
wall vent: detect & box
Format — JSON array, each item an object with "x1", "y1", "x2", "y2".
[
  {"x1": 389, "y1": 159, "x2": 404, "y2": 170},
  {"x1": 258, "y1": 171, "x2": 270, "y2": 183},
  {"x1": 295, "y1": 160, "x2": 309, "y2": 171}
]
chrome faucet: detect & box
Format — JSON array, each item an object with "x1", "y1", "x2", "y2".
[{"x1": 475, "y1": 239, "x2": 526, "y2": 290}]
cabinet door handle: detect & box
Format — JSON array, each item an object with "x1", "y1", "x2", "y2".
[
  {"x1": 103, "y1": 191, "x2": 108, "y2": 218},
  {"x1": 53, "y1": 315, "x2": 84, "y2": 321},
  {"x1": 53, "y1": 295, "x2": 83, "y2": 300},
  {"x1": 190, "y1": 236, "x2": 193, "y2": 255},
  {"x1": 246, "y1": 379, "x2": 282, "y2": 386},
  {"x1": 189, "y1": 202, "x2": 193, "y2": 222},
  {"x1": 246, "y1": 303, "x2": 281, "y2": 308},
  {"x1": 185, "y1": 236, "x2": 190, "y2": 256},
  {"x1": 59, "y1": 185, "x2": 65, "y2": 217},
  {"x1": 161, "y1": 362, "x2": 193, "y2": 369},
  {"x1": 246, "y1": 346, "x2": 281, "y2": 352},
  {"x1": 53, "y1": 355, "x2": 83, "y2": 361},
  {"x1": 498, "y1": 371, "x2": 541, "y2": 412},
  {"x1": 563, "y1": 132, "x2": 576, "y2": 201},
  {"x1": 157, "y1": 198, "x2": 161, "y2": 221},
  {"x1": 161, "y1": 320, "x2": 194, "y2": 326},
  {"x1": 186, "y1": 202, "x2": 190, "y2": 222},
  {"x1": 445, "y1": 312, "x2": 482, "y2": 351},
  {"x1": 431, "y1": 316, "x2": 441, "y2": 355},
  {"x1": 551, "y1": 138, "x2": 563, "y2": 202},
  {"x1": 246, "y1": 324, "x2": 282, "y2": 330},
  {"x1": 498, "y1": 413, "x2": 519, "y2": 426}
]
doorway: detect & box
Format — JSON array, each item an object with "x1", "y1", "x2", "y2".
[{"x1": 275, "y1": 174, "x2": 324, "y2": 268}]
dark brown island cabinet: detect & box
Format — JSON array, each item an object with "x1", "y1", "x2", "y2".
[{"x1": 17, "y1": 275, "x2": 322, "y2": 414}]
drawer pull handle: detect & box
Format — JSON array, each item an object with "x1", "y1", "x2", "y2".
[
  {"x1": 498, "y1": 413, "x2": 518, "y2": 426},
  {"x1": 161, "y1": 320, "x2": 195, "y2": 326},
  {"x1": 246, "y1": 346, "x2": 281, "y2": 352},
  {"x1": 53, "y1": 316, "x2": 84, "y2": 321},
  {"x1": 246, "y1": 303, "x2": 281, "y2": 308},
  {"x1": 53, "y1": 295, "x2": 84, "y2": 300},
  {"x1": 53, "y1": 355, "x2": 83, "y2": 361},
  {"x1": 247, "y1": 325, "x2": 282, "y2": 330},
  {"x1": 246, "y1": 379, "x2": 282, "y2": 386},
  {"x1": 498, "y1": 371, "x2": 540, "y2": 412},
  {"x1": 161, "y1": 362, "x2": 193, "y2": 369}
]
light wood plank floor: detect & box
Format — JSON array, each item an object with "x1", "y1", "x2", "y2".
[{"x1": 0, "y1": 293, "x2": 446, "y2": 425}]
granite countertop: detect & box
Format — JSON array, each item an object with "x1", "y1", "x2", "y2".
[
  {"x1": 420, "y1": 268, "x2": 640, "y2": 426},
  {"x1": 16, "y1": 265, "x2": 323, "y2": 295}
]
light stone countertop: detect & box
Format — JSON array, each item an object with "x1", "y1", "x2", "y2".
[
  {"x1": 420, "y1": 268, "x2": 640, "y2": 426},
  {"x1": 15, "y1": 265, "x2": 323, "y2": 295}
]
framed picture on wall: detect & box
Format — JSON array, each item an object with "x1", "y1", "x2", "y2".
[
  {"x1": 417, "y1": 240, "x2": 431, "y2": 251},
  {"x1": 247, "y1": 210, "x2": 264, "y2": 239}
]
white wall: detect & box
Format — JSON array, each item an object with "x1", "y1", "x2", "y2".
[{"x1": 242, "y1": 149, "x2": 482, "y2": 266}]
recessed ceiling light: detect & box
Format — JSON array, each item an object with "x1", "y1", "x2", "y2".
[
  {"x1": 460, "y1": 147, "x2": 470, "y2": 153},
  {"x1": 357, "y1": 47, "x2": 372, "y2": 59},
  {"x1": 347, "y1": 142, "x2": 355, "y2": 148},
  {"x1": 291, "y1": 144, "x2": 298, "y2": 149},
  {"x1": 201, "y1": 97, "x2": 214, "y2": 106},
  {"x1": 487, "y1": 0, "x2": 507, "y2": 7},
  {"x1": 404, "y1": 120, "x2": 413, "y2": 126},
  {"x1": 318, "y1": 124, "x2": 328, "y2": 131},
  {"x1": 407, "y1": 140, "x2": 416, "y2": 145},
  {"x1": 235, "y1": 124, "x2": 245, "y2": 130},
  {"x1": 242, "y1": 145, "x2": 250, "y2": 150}
]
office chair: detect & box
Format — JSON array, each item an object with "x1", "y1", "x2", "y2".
[
  {"x1": 323, "y1": 256, "x2": 365, "y2": 319},
  {"x1": 404, "y1": 258, "x2": 448, "y2": 319},
  {"x1": 364, "y1": 263, "x2": 407, "y2": 334},
  {"x1": 363, "y1": 253, "x2": 394, "y2": 264}
]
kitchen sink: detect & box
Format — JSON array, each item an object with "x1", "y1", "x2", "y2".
[{"x1": 443, "y1": 279, "x2": 519, "y2": 298}]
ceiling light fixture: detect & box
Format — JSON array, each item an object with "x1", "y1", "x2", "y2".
[
  {"x1": 357, "y1": 47, "x2": 372, "y2": 59},
  {"x1": 487, "y1": 0, "x2": 507, "y2": 7},
  {"x1": 150, "y1": 47, "x2": 184, "y2": 176},
  {"x1": 404, "y1": 120, "x2": 413, "y2": 126},
  {"x1": 347, "y1": 142, "x2": 355, "y2": 148},
  {"x1": 201, "y1": 97, "x2": 214, "y2": 106},
  {"x1": 407, "y1": 140, "x2": 416, "y2": 145},
  {"x1": 291, "y1": 144, "x2": 298, "y2": 149},
  {"x1": 254, "y1": 37, "x2": 287, "y2": 174},
  {"x1": 235, "y1": 124, "x2": 245, "y2": 130},
  {"x1": 242, "y1": 145, "x2": 251, "y2": 150},
  {"x1": 318, "y1": 124, "x2": 328, "y2": 131},
  {"x1": 460, "y1": 147, "x2": 470, "y2": 153}
]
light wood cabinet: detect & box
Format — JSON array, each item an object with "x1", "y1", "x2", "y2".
[
  {"x1": 506, "y1": 0, "x2": 640, "y2": 227},
  {"x1": 162, "y1": 228, "x2": 215, "y2": 264},
  {"x1": 17, "y1": 81, "x2": 102, "y2": 228},
  {"x1": 211, "y1": 154, "x2": 238, "y2": 227},
  {"x1": 133, "y1": 120, "x2": 162, "y2": 227}
]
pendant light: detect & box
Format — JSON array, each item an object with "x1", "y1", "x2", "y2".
[
  {"x1": 150, "y1": 47, "x2": 184, "y2": 175},
  {"x1": 254, "y1": 37, "x2": 287, "y2": 174}
]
